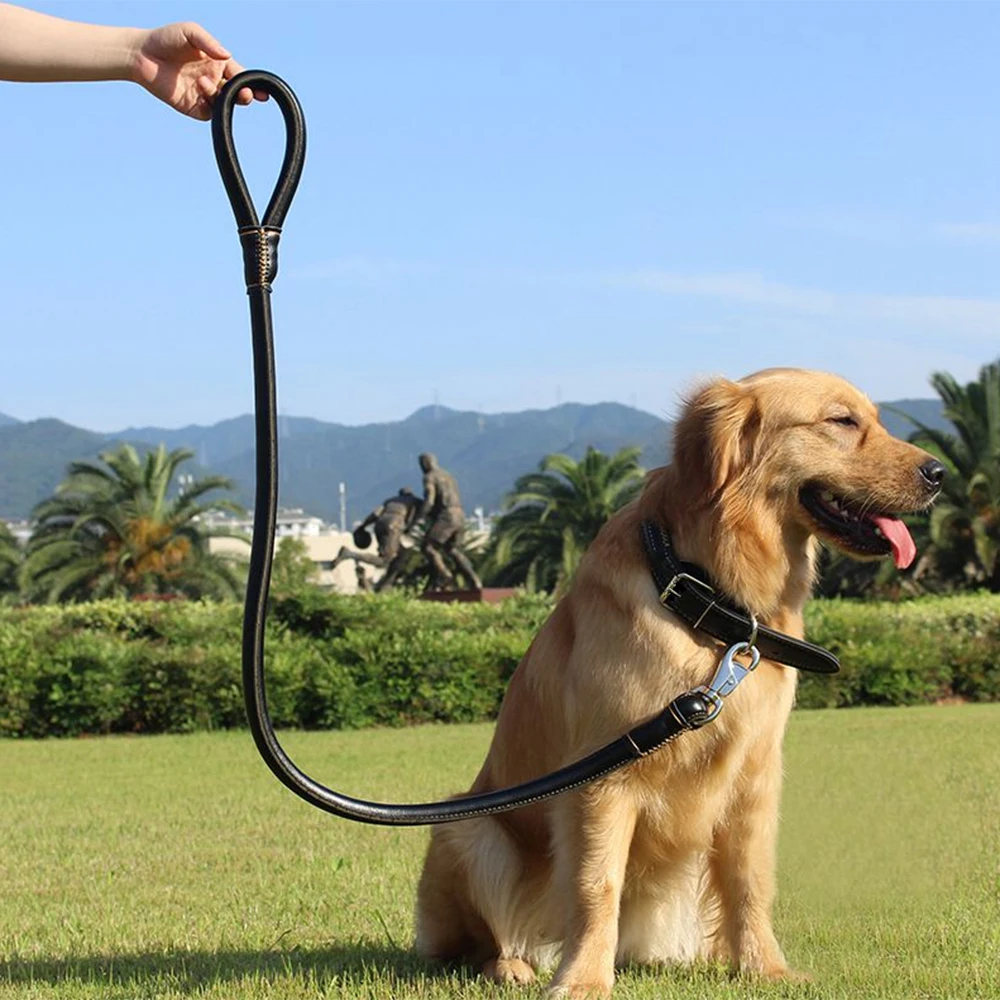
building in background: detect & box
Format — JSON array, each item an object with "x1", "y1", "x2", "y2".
[
  {"x1": 204, "y1": 508, "x2": 380, "y2": 592},
  {"x1": 2, "y1": 520, "x2": 32, "y2": 545}
]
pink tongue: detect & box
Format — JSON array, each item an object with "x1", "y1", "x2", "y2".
[{"x1": 871, "y1": 515, "x2": 916, "y2": 569}]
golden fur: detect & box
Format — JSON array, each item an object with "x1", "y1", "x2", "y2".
[{"x1": 414, "y1": 368, "x2": 940, "y2": 997}]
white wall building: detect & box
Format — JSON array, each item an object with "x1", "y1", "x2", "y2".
[
  {"x1": 2, "y1": 520, "x2": 32, "y2": 545},
  {"x1": 205, "y1": 509, "x2": 381, "y2": 593},
  {"x1": 204, "y1": 508, "x2": 326, "y2": 540}
]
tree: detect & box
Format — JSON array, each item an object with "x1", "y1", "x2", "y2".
[
  {"x1": 270, "y1": 536, "x2": 319, "y2": 593},
  {"x1": 483, "y1": 446, "x2": 645, "y2": 593},
  {"x1": 21, "y1": 443, "x2": 246, "y2": 603},
  {"x1": 0, "y1": 521, "x2": 22, "y2": 602},
  {"x1": 814, "y1": 538, "x2": 918, "y2": 600},
  {"x1": 896, "y1": 361, "x2": 1000, "y2": 590}
]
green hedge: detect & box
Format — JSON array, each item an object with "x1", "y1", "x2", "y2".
[
  {"x1": 0, "y1": 591, "x2": 997, "y2": 737},
  {"x1": 800, "y1": 596, "x2": 1000, "y2": 708}
]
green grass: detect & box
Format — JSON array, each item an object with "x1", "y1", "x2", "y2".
[{"x1": 0, "y1": 707, "x2": 998, "y2": 999}]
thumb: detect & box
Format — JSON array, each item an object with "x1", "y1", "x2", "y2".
[{"x1": 181, "y1": 23, "x2": 231, "y2": 60}]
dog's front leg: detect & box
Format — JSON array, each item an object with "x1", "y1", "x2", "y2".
[
  {"x1": 547, "y1": 783, "x2": 637, "y2": 998},
  {"x1": 708, "y1": 734, "x2": 792, "y2": 979}
]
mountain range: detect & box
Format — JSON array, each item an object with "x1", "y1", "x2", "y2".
[{"x1": 0, "y1": 399, "x2": 951, "y2": 524}]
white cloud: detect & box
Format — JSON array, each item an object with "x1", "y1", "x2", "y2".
[
  {"x1": 619, "y1": 270, "x2": 1000, "y2": 341},
  {"x1": 287, "y1": 256, "x2": 435, "y2": 282},
  {"x1": 937, "y1": 222, "x2": 1000, "y2": 244},
  {"x1": 627, "y1": 271, "x2": 837, "y2": 315}
]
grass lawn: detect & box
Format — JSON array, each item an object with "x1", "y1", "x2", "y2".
[{"x1": 0, "y1": 705, "x2": 998, "y2": 999}]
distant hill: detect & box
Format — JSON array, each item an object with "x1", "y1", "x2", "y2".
[
  {"x1": 0, "y1": 412, "x2": 20, "y2": 428},
  {"x1": 108, "y1": 415, "x2": 335, "y2": 468},
  {"x1": 210, "y1": 401, "x2": 672, "y2": 525},
  {"x1": 877, "y1": 399, "x2": 952, "y2": 441},
  {"x1": 0, "y1": 419, "x2": 108, "y2": 518},
  {"x1": 0, "y1": 397, "x2": 951, "y2": 522}
]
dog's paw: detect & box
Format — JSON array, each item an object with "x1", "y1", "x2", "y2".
[
  {"x1": 547, "y1": 976, "x2": 614, "y2": 998},
  {"x1": 762, "y1": 965, "x2": 811, "y2": 984},
  {"x1": 701, "y1": 938, "x2": 733, "y2": 965},
  {"x1": 734, "y1": 960, "x2": 810, "y2": 984},
  {"x1": 483, "y1": 957, "x2": 536, "y2": 985}
]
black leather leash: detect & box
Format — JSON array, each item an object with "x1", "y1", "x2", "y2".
[
  {"x1": 641, "y1": 521, "x2": 840, "y2": 674},
  {"x1": 213, "y1": 71, "x2": 833, "y2": 827}
]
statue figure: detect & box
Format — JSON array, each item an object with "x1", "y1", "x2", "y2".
[
  {"x1": 331, "y1": 487, "x2": 420, "y2": 592},
  {"x1": 416, "y1": 452, "x2": 482, "y2": 591}
]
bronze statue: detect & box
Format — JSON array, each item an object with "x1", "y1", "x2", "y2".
[
  {"x1": 331, "y1": 487, "x2": 420, "y2": 592},
  {"x1": 417, "y1": 452, "x2": 482, "y2": 591}
]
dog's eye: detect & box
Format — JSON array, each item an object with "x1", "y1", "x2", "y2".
[{"x1": 828, "y1": 415, "x2": 858, "y2": 428}]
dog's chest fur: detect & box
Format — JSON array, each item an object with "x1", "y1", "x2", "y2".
[{"x1": 629, "y1": 661, "x2": 797, "y2": 863}]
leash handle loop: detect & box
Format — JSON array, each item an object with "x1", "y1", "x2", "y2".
[
  {"x1": 213, "y1": 72, "x2": 306, "y2": 292},
  {"x1": 212, "y1": 71, "x2": 306, "y2": 232}
]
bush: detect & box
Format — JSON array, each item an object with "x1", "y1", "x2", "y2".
[
  {"x1": 0, "y1": 591, "x2": 997, "y2": 737},
  {"x1": 800, "y1": 595, "x2": 1000, "y2": 708}
]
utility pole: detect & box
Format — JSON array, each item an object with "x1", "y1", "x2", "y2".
[{"x1": 338, "y1": 482, "x2": 347, "y2": 532}]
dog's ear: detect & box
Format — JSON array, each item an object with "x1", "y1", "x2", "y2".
[{"x1": 673, "y1": 379, "x2": 760, "y2": 499}]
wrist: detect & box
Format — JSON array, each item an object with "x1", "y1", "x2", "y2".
[{"x1": 119, "y1": 26, "x2": 149, "y2": 85}]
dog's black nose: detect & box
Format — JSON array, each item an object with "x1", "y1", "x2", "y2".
[{"x1": 919, "y1": 459, "x2": 947, "y2": 489}]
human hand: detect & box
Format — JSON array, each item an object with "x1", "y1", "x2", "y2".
[{"x1": 130, "y1": 21, "x2": 266, "y2": 121}]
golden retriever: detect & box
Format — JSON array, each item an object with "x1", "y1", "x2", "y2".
[{"x1": 415, "y1": 368, "x2": 943, "y2": 996}]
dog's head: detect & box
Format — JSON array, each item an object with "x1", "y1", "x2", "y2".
[{"x1": 670, "y1": 368, "x2": 943, "y2": 569}]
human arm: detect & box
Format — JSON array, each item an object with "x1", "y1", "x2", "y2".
[
  {"x1": 0, "y1": 3, "x2": 261, "y2": 120},
  {"x1": 402, "y1": 499, "x2": 421, "y2": 534},
  {"x1": 418, "y1": 476, "x2": 436, "y2": 521},
  {"x1": 361, "y1": 505, "x2": 384, "y2": 529}
]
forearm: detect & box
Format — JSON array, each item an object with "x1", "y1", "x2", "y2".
[
  {"x1": 0, "y1": 3, "x2": 143, "y2": 83},
  {"x1": 419, "y1": 481, "x2": 436, "y2": 520}
]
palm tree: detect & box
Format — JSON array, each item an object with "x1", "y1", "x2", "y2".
[
  {"x1": 0, "y1": 521, "x2": 22, "y2": 602},
  {"x1": 21, "y1": 444, "x2": 246, "y2": 603},
  {"x1": 895, "y1": 361, "x2": 1000, "y2": 589},
  {"x1": 483, "y1": 446, "x2": 645, "y2": 593}
]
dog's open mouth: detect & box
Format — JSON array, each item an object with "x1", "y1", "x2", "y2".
[{"x1": 799, "y1": 486, "x2": 916, "y2": 569}]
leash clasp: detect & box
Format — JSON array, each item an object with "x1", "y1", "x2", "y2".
[{"x1": 692, "y1": 641, "x2": 761, "y2": 724}]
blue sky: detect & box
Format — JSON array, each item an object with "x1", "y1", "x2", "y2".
[{"x1": 3, "y1": 1, "x2": 999, "y2": 431}]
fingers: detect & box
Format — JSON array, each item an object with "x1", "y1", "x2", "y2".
[
  {"x1": 187, "y1": 91, "x2": 212, "y2": 122},
  {"x1": 196, "y1": 74, "x2": 218, "y2": 100},
  {"x1": 221, "y1": 60, "x2": 268, "y2": 105},
  {"x1": 185, "y1": 39, "x2": 270, "y2": 119},
  {"x1": 180, "y1": 22, "x2": 231, "y2": 60},
  {"x1": 189, "y1": 74, "x2": 215, "y2": 120},
  {"x1": 141, "y1": 21, "x2": 268, "y2": 121}
]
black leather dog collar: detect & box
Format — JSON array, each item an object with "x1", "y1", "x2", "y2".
[{"x1": 641, "y1": 520, "x2": 840, "y2": 674}]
